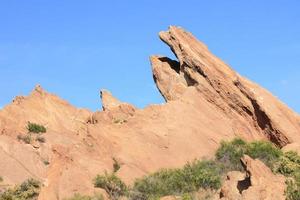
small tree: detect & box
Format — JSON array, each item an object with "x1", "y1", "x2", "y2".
[
  {"x1": 94, "y1": 172, "x2": 127, "y2": 200},
  {"x1": 27, "y1": 122, "x2": 46, "y2": 134}
]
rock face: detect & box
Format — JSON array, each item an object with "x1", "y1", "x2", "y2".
[
  {"x1": 152, "y1": 26, "x2": 300, "y2": 147},
  {"x1": 0, "y1": 26, "x2": 299, "y2": 199},
  {"x1": 220, "y1": 155, "x2": 286, "y2": 200}
]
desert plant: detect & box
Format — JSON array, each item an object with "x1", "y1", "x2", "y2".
[
  {"x1": 0, "y1": 178, "x2": 41, "y2": 200},
  {"x1": 277, "y1": 151, "x2": 300, "y2": 175},
  {"x1": 216, "y1": 139, "x2": 300, "y2": 200},
  {"x1": 64, "y1": 193, "x2": 104, "y2": 200},
  {"x1": 94, "y1": 172, "x2": 127, "y2": 200},
  {"x1": 113, "y1": 158, "x2": 121, "y2": 173},
  {"x1": 113, "y1": 118, "x2": 127, "y2": 124},
  {"x1": 286, "y1": 177, "x2": 300, "y2": 200},
  {"x1": 181, "y1": 193, "x2": 193, "y2": 200},
  {"x1": 43, "y1": 160, "x2": 50, "y2": 166},
  {"x1": 275, "y1": 151, "x2": 300, "y2": 200},
  {"x1": 131, "y1": 160, "x2": 222, "y2": 200},
  {"x1": 246, "y1": 140, "x2": 282, "y2": 169},
  {"x1": 215, "y1": 138, "x2": 247, "y2": 171},
  {"x1": 215, "y1": 138, "x2": 282, "y2": 171},
  {"x1": 27, "y1": 122, "x2": 46, "y2": 134},
  {"x1": 17, "y1": 134, "x2": 32, "y2": 144},
  {"x1": 36, "y1": 136, "x2": 46, "y2": 143}
]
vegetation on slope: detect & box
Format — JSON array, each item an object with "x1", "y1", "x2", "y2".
[
  {"x1": 2, "y1": 139, "x2": 300, "y2": 200},
  {"x1": 93, "y1": 138, "x2": 300, "y2": 200},
  {"x1": 0, "y1": 179, "x2": 41, "y2": 200},
  {"x1": 27, "y1": 122, "x2": 46, "y2": 134},
  {"x1": 17, "y1": 122, "x2": 47, "y2": 144},
  {"x1": 64, "y1": 193, "x2": 104, "y2": 200}
]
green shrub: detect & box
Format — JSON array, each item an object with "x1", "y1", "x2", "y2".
[
  {"x1": 181, "y1": 193, "x2": 193, "y2": 200},
  {"x1": 246, "y1": 141, "x2": 282, "y2": 169},
  {"x1": 215, "y1": 138, "x2": 247, "y2": 171},
  {"x1": 277, "y1": 151, "x2": 300, "y2": 176},
  {"x1": 286, "y1": 177, "x2": 300, "y2": 200},
  {"x1": 27, "y1": 122, "x2": 46, "y2": 134},
  {"x1": 215, "y1": 138, "x2": 282, "y2": 171},
  {"x1": 276, "y1": 151, "x2": 300, "y2": 200},
  {"x1": 216, "y1": 139, "x2": 300, "y2": 200},
  {"x1": 132, "y1": 160, "x2": 222, "y2": 199},
  {"x1": 0, "y1": 178, "x2": 41, "y2": 200},
  {"x1": 64, "y1": 193, "x2": 104, "y2": 200},
  {"x1": 93, "y1": 172, "x2": 127, "y2": 200}
]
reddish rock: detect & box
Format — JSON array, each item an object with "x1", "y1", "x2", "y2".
[
  {"x1": 0, "y1": 26, "x2": 298, "y2": 199},
  {"x1": 221, "y1": 155, "x2": 286, "y2": 200}
]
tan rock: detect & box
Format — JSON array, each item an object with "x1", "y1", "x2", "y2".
[
  {"x1": 100, "y1": 90, "x2": 123, "y2": 111},
  {"x1": 160, "y1": 196, "x2": 178, "y2": 200},
  {"x1": 282, "y1": 142, "x2": 300, "y2": 154},
  {"x1": 220, "y1": 155, "x2": 286, "y2": 200},
  {"x1": 0, "y1": 26, "x2": 299, "y2": 199},
  {"x1": 220, "y1": 171, "x2": 244, "y2": 200}
]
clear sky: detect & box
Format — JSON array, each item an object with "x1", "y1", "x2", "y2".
[{"x1": 0, "y1": 0, "x2": 299, "y2": 113}]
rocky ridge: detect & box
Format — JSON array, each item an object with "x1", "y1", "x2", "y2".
[{"x1": 0, "y1": 26, "x2": 299, "y2": 199}]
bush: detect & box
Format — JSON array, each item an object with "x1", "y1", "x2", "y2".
[
  {"x1": 17, "y1": 134, "x2": 32, "y2": 144},
  {"x1": 64, "y1": 193, "x2": 104, "y2": 200},
  {"x1": 286, "y1": 177, "x2": 300, "y2": 200},
  {"x1": 36, "y1": 136, "x2": 46, "y2": 143},
  {"x1": 43, "y1": 160, "x2": 50, "y2": 166},
  {"x1": 277, "y1": 151, "x2": 300, "y2": 176},
  {"x1": 181, "y1": 193, "x2": 193, "y2": 200},
  {"x1": 215, "y1": 138, "x2": 282, "y2": 171},
  {"x1": 216, "y1": 139, "x2": 300, "y2": 200},
  {"x1": 113, "y1": 158, "x2": 121, "y2": 173},
  {"x1": 246, "y1": 141, "x2": 282, "y2": 169},
  {"x1": 27, "y1": 122, "x2": 46, "y2": 134},
  {"x1": 215, "y1": 138, "x2": 247, "y2": 171},
  {"x1": 131, "y1": 160, "x2": 222, "y2": 199},
  {"x1": 276, "y1": 151, "x2": 300, "y2": 200},
  {"x1": 0, "y1": 178, "x2": 41, "y2": 200},
  {"x1": 93, "y1": 172, "x2": 127, "y2": 200}
]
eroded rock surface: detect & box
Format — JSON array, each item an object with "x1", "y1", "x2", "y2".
[
  {"x1": 0, "y1": 26, "x2": 299, "y2": 199},
  {"x1": 221, "y1": 155, "x2": 286, "y2": 200}
]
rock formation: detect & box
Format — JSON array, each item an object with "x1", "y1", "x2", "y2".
[
  {"x1": 0, "y1": 26, "x2": 299, "y2": 199},
  {"x1": 220, "y1": 155, "x2": 286, "y2": 200}
]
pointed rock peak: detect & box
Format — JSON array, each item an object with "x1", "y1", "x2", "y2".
[
  {"x1": 100, "y1": 89, "x2": 123, "y2": 111},
  {"x1": 11, "y1": 85, "x2": 47, "y2": 105},
  {"x1": 31, "y1": 84, "x2": 47, "y2": 96}
]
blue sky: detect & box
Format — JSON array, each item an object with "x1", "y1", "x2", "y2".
[{"x1": 0, "y1": 1, "x2": 299, "y2": 113}]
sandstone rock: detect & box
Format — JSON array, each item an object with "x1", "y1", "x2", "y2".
[
  {"x1": 154, "y1": 26, "x2": 300, "y2": 147},
  {"x1": 160, "y1": 196, "x2": 178, "y2": 200},
  {"x1": 89, "y1": 90, "x2": 136, "y2": 124},
  {"x1": 101, "y1": 90, "x2": 123, "y2": 111},
  {"x1": 0, "y1": 26, "x2": 299, "y2": 199},
  {"x1": 151, "y1": 56, "x2": 188, "y2": 101},
  {"x1": 220, "y1": 171, "x2": 245, "y2": 200},
  {"x1": 282, "y1": 142, "x2": 300, "y2": 154},
  {"x1": 220, "y1": 155, "x2": 286, "y2": 200}
]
